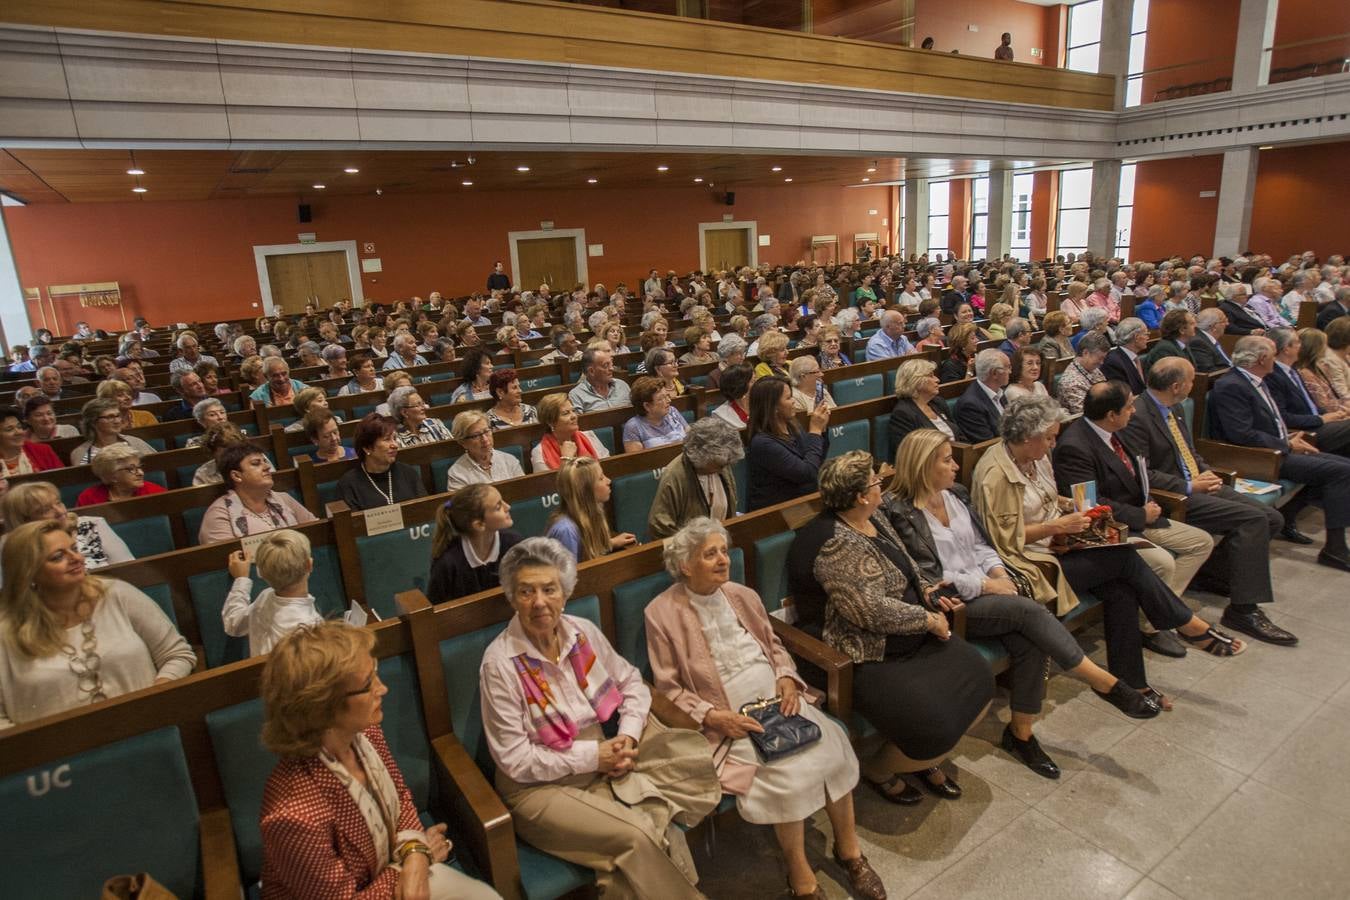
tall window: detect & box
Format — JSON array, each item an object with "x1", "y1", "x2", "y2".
[
  {"x1": 1066, "y1": 0, "x2": 1103, "y2": 73},
  {"x1": 970, "y1": 177, "x2": 989, "y2": 260},
  {"x1": 898, "y1": 184, "x2": 906, "y2": 258},
  {"x1": 1010, "y1": 173, "x2": 1034, "y2": 261},
  {"x1": 1125, "y1": 0, "x2": 1150, "y2": 106},
  {"x1": 1115, "y1": 164, "x2": 1137, "y2": 261},
  {"x1": 1055, "y1": 168, "x2": 1093, "y2": 258},
  {"x1": 928, "y1": 181, "x2": 950, "y2": 259}
]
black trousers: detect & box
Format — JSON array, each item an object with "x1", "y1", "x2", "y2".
[
  {"x1": 1279, "y1": 450, "x2": 1350, "y2": 530},
  {"x1": 1058, "y1": 546, "x2": 1193, "y2": 690},
  {"x1": 962, "y1": 592, "x2": 1087, "y2": 715},
  {"x1": 1184, "y1": 486, "x2": 1282, "y2": 605}
]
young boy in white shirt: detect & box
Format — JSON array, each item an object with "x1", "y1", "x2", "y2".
[{"x1": 222, "y1": 529, "x2": 324, "y2": 656}]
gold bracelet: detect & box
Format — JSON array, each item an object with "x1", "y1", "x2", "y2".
[{"x1": 396, "y1": 840, "x2": 431, "y2": 865}]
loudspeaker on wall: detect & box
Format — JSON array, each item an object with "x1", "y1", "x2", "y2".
[
  {"x1": 724, "y1": 192, "x2": 736, "y2": 206},
  {"x1": 298, "y1": 204, "x2": 312, "y2": 223}
]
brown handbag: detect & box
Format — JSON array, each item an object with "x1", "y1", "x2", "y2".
[{"x1": 101, "y1": 873, "x2": 179, "y2": 900}]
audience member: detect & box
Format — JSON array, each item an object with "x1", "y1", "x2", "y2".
[
  {"x1": 22, "y1": 395, "x2": 79, "y2": 441},
  {"x1": 569, "y1": 347, "x2": 632, "y2": 413},
  {"x1": 199, "y1": 443, "x2": 317, "y2": 543},
  {"x1": 1190, "y1": 307, "x2": 1234, "y2": 371},
  {"x1": 1057, "y1": 331, "x2": 1110, "y2": 415},
  {"x1": 1264, "y1": 328, "x2": 1350, "y2": 455},
  {"x1": 622, "y1": 376, "x2": 688, "y2": 451},
  {"x1": 75, "y1": 444, "x2": 166, "y2": 507},
  {"x1": 338, "y1": 413, "x2": 425, "y2": 510},
  {"x1": 532, "y1": 393, "x2": 610, "y2": 472},
  {"x1": 545, "y1": 457, "x2": 636, "y2": 560},
  {"x1": 746, "y1": 376, "x2": 830, "y2": 511},
  {"x1": 0, "y1": 482, "x2": 132, "y2": 575},
  {"x1": 888, "y1": 358, "x2": 965, "y2": 460},
  {"x1": 1101, "y1": 317, "x2": 1149, "y2": 393},
  {"x1": 222, "y1": 529, "x2": 323, "y2": 657},
  {"x1": 486, "y1": 369, "x2": 538, "y2": 429},
  {"x1": 427, "y1": 483, "x2": 523, "y2": 602},
  {"x1": 389, "y1": 386, "x2": 452, "y2": 446},
  {"x1": 303, "y1": 407, "x2": 356, "y2": 463}
]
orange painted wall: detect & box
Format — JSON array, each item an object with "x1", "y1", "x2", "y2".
[
  {"x1": 1030, "y1": 171, "x2": 1056, "y2": 260},
  {"x1": 1129, "y1": 155, "x2": 1223, "y2": 261},
  {"x1": 1270, "y1": 0, "x2": 1350, "y2": 75},
  {"x1": 946, "y1": 179, "x2": 970, "y2": 259},
  {"x1": 1249, "y1": 143, "x2": 1350, "y2": 259},
  {"x1": 912, "y1": 0, "x2": 1061, "y2": 63},
  {"x1": 1139, "y1": 0, "x2": 1237, "y2": 102},
  {"x1": 2, "y1": 183, "x2": 892, "y2": 331}
]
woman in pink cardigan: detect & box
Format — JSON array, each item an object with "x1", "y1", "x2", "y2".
[{"x1": 645, "y1": 518, "x2": 883, "y2": 900}]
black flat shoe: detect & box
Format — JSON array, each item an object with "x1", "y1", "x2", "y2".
[
  {"x1": 1000, "y1": 724, "x2": 1061, "y2": 779},
  {"x1": 1317, "y1": 549, "x2": 1350, "y2": 572},
  {"x1": 919, "y1": 767, "x2": 962, "y2": 799},
  {"x1": 1221, "y1": 608, "x2": 1299, "y2": 646},
  {"x1": 1280, "y1": 525, "x2": 1315, "y2": 545},
  {"x1": 1093, "y1": 681, "x2": 1162, "y2": 719},
  {"x1": 1142, "y1": 629, "x2": 1187, "y2": 658},
  {"x1": 866, "y1": 773, "x2": 922, "y2": 805}
]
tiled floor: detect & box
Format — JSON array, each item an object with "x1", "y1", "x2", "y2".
[{"x1": 693, "y1": 510, "x2": 1350, "y2": 899}]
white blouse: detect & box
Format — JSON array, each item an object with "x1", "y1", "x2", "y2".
[
  {"x1": 687, "y1": 588, "x2": 767, "y2": 685},
  {"x1": 921, "y1": 492, "x2": 1005, "y2": 601}
]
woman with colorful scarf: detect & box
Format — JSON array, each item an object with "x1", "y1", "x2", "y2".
[{"x1": 480, "y1": 538, "x2": 720, "y2": 899}]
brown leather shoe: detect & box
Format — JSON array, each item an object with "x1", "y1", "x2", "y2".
[
  {"x1": 786, "y1": 881, "x2": 826, "y2": 899},
  {"x1": 833, "y1": 850, "x2": 887, "y2": 900}
]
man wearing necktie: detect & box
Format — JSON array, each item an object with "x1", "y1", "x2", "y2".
[
  {"x1": 1122, "y1": 358, "x2": 1298, "y2": 645},
  {"x1": 1143, "y1": 310, "x2": 1198, "y2": 373},
  {"x1": 954, "y1": 349, "x2": 1010, "y2": 442},
  {"x1": 1188, "y1": 308, "x2": 1234, "y2": 372},
  {"x1": 1102, "y1": 317, "x2": 1149, "y2": 394},
  {"x1": 1264, "y1": 327, "x2": 1350, "y2": 457},
  {"x1": 1208, "y1": 336, "x2": 1350, "y2": 572}
]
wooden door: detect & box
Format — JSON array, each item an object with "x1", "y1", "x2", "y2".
[
  {"x1": 265, "y1": 250, "x2": 352, "y2": 310},
  {"x1": 516, "y1": 237, "x2": 579, "y2": 292},
  {"x1": 704, "y1": 228, "x2": 749, "y2": 272}
]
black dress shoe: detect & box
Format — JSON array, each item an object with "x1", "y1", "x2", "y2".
[
  {"x1": 1221, "y1": 607, "x2": 1299, "y2": 646},
  {"x1": 1142, "y1": 629, "x2": 1187, "y2": 658},
  {"x1": 1000, "y1": 725, "x2": 1061, "y2": 779},
  {"x1": 1093, "y1": 681, "x2": 1162, "y2": 719},
  {"x1": 919, "y1": 767, "x2": 962, "y2": 799},
  {"x1": 1317, "y1": 549, "x2": 1350, "y2": 572},
  {"x1": 867, "y1": 773, "x2": 922, "y2": 805},
  {"x1": 1279, "y1": 525, "x2": 1315, "y2": 545}
]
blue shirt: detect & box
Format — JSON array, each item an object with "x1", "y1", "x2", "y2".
[
  {"x1": 864, "y1": 330, "x2": 916, "y2": 361},
  {"x1": 545, "y1": 515, "x2": 582, "y2": 560},
  {"x1": 1135, "y1": 299, "x2": 1162, "y2": 329}
]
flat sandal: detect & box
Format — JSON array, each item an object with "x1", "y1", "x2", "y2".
[{"x1": 1181, "y1": 626, "x2": 1245, "y2": 657}]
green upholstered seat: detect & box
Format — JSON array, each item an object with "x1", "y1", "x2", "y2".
[
  {"x1": 110, "y1": 514, "x2": 175, "y2": 559},
  {"x1": 357, "y1": 525, "x2": 436, "y2": 618},
  {"x1": 831, "y1": 373, "x2": 883, "y2": 406},
  {"x1": 510, "y1": 490, "x2": 561, "y2": 539},
  {"x1": 611, "y1": 466, "x2": 666, "y2": 542},
  {"x1": 824, "y1": 419, "x2": 870, "y2": 460}
]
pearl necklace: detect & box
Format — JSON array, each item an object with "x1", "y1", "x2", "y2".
[{"x1": 363, "y1": 465, "x2": 395, "y2": 506}]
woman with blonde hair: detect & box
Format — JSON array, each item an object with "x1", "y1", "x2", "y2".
[
  {"x1": 545, "y1": 457, "x2": 636, "y2": 561},
  {"x1": 887, "y1": 358, "x2": 965, "y2": 459},
  {"x1": 530, "y1": 393, "x2": 610, "y2": 472},
  {"x1": 752, "y1": 330, "x2": 790, "y2": 381},
  {"x1": 0, "y1": 481, "x2": 132, "y2": 575},
  {"x1": 0, "y1": 519, "x2": 195, "y2": 727},
  {"x1": 284, "y1": 386, "x2": 341, "y2": 433},
  {"x1": 427, "y1": 483, "x2": 523, "y2": 602},
  {"x1": 96, "y1": 378, "x2": 158, "y2": 429},
  {"x1": 986, "y1": 302, "x2": 1014, "y2": 340},
  {"x1": 1035, "y1": 310, "x2": 1074, "y2": 360},
  {"x1": 239, "y1": 355, "x2": 266, "y2": 392},
  {"x1": 259, "y1": 622, "x2": 500, "y2": 899}
]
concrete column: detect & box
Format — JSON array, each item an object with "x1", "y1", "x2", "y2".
[
  {"x1": 904, "y1": 179, "x2": 929, "y2": 258},
  {"x1": 1099, "y1": 0, "x2": 1135, "y2": 110},
  {"x1": 1231, "y1": 0, "x2": 1278, "y2": 92},
  {"x1": 985, "y1": 169, "x2": 1013, "y2": 260},
  {"x1": 1086, "y1": 159, "x2": 1122, "y2": 258},
  {"x1": 1213, "y1": 147, "x2": 1259, "y2": 258},
  {"x1": 0, "y1": 208, "x2": 31, "y2": 357}
]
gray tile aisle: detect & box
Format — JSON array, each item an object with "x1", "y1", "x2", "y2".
[{"x1": 692, "y1": 510, "x2": 1350, "y2": 899}]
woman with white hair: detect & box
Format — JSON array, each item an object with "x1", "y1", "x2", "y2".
[
  {"x1": 479, "y1": 537, "x2": 720, "y2": 900},
  {"x1": 788, "y1": 355, "x2": 834, "y2": 414},
  {"x1": 321, "y1": 343, "x2": 349, "y2": 380},
  {"x1": 649, "y1": 417, "x2": 744, "y2": 539},
  {"x1": 646, "y1": 519, "x2": 883, "y2": 900},
  {"x1": 388, "y1": 385, "x2": 452, "y2": 447},
  {"x1": 708, "y1": 333, "x2": 747, "y2": 391},
  {"x1": 914, "y1": 317, "x2": 945, "y2": 350}
]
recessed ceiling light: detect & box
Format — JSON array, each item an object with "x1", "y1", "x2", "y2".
[
  {"x1": 693, "y1": 177, "x2": 703, "y2": 183},
  {"x1": 771, "y1": 166, "x2": 782, "y2": 172},
  {"x1": 862, "y1": 177, "x2": 871, "y2": 182},
  {"x1": 516, "y1": 166, "x2": 530, "y2": 173},
  {"x1": 657, "y1": 165, "x2": 669, "y2": 172},
  {"x1": 127, "y1": 168, "x2": 145, "y2": 176},
  {"x1": 1258, "y1": 145, "x2": 1273, "y2": 150},
  {"x1": 784, "y1": 177, "x2": 793, "y2": 183},
  {"x1": 867, "y1": 167, "x2": 877, "y2": 173},
  {"x1": 461, "y1": 180, "x2": 473, "y2": 186},
  {"x1": 312, "y1": 184, "x2": 326, "y2": 189},
  {"x1": 132, "y1": 186, "x2": 147, "y2": 193},
  {"x1": 587, "y1": 178, "x2": 598, "y2": 184},
  {"x1": 343, "y1": 167, "x2": 360, "y2": 174}
]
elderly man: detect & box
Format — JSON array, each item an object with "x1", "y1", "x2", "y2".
[
  {"x1": 568, "y1": 347, "x2": 632, "y2": 413},
  {"x1": 16, "y1": 345, "x2": 54, "y2": 375},
  {"x1": 36, "y1": 366, "x2": 63, "y2": 401},
  {"x1": 1188, "y1": 307, "x2": 1233, "y2": 371},
  {"x1": 1246, "y1": 277, "x2": 1287, "y2": 330},
  {"x1": 462, "y1": 296, "x2": 491, "y2": 327},
  {"x1": 1122, "y1": 357, "x2": 1296, "y2": 644},
  {"x1": 1317, "y1": 285, "x2": 1350, "y2": 330},
  {"x1": 953, "y1": 348, "x2": 1010, "y2": 441},
  {"x1": 998, "y1": 317, "x2": 1032, "y2": 358},
  {"x1": 1101, "y1": 317, "x2": 1149, "y2": 394},
  {"x1": 1218, "y1": 284, "x2": 1267, "y2": 335},
  {"x1": 116, "y1": 363, "x2": 161, "y2": 405},
  {"x1": 1058, "y1": 331, "x2": 1110, "y2": 415},
  {"x1": 1208, "y1": 335, "x2": 1350, "y2": 571},
  {"x1": 250, "y1": 357, "x2": 306, "y2": 407},
  {"x1": 939, "y1": 275, "x2": 970, "y2": 316},
  {"x1": 231, "y1": 334, "x2": 258, "y2": 361},
  {"x1": 163, "y1": 371, "x2": 210, "y2": 421},
  {"x1": 169, "y1": 333, "x2": 218, "y2": 376},
  {"x1": 1143, "y1": 309, "x2": 1197, "y2": 371},
  {"x1": 1264, "y1": 327, "x2": 1350, "y2": 456},
  {"x1": 864, "y1": 309, "x2": 915, "y2": 361},
  {"x1": 382, "y1": 333, "x2": 427, "y2": 371}
]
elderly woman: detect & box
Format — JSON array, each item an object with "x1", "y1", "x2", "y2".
[
  {"x1": 69, "y1": 398, "x2": 156, "y2": 466},
  {"x1": 321, "y1": 343, "x2": 350, "y2": 381},
  {"x1": 199, "y1": 443, "x2": 317, "y2": 543},
  {"x1": 284, "y1": 387, "x2": 342, "y2": 434},
  {"x1": 239, "y1": 356, "x2": 266, "y2": 393},
  {"x1": 1005, "y1": 347, "x2": 1050, "y2": 402},
  {"x1": 622, "y1": 376, "x2": 688, "y2": 452},
  {"x1": 545, "y1": 458, "x2": 636, "y2": 561},
  {"x1": 914, "y1": 317, "x2": 945, "y2": 350},
  {"x1": 747, "y1": 376, "x2": 831, "y2": 511},
  {"x1": 530, "y1": 393, "x2": 610, "y2": 472},
  {"x1": 259, "y1": 622, "x2": 500, "y2": 900},
  {"x1": 0, "y1": 405, "x2": 62, "y2": 476},
  {"x1": 196, "y1": 360, "x2": 231, "y2": 397},
  {"x1": 0, "y1": 520, "x2": 195, "y2": 727},
  {"x1": 707, "y1": 362, "x2": 752, "y2": 432},
  {"x1": 1035, "y1": 310, "x2": 1074, "y2": 360},
  {"x1": 786, "y1": 451, "x2": 993, "y2": 804},
  {"x1": 649, "y1": 418, "x2": 744, "y2": 539},
  {"x1": 388, "y1": 386, "x2": 452, "y2": 447},
  {"x1": 338, "y1": 413, "x2": 426, "y2": 510},
  {"x1": 2, "y1": 481, "x2": 132, "y2": 574},
  {"x1": 644, "y1": 347, "x2": 686, "y2": 397},
  {"x1": 1059, "y1": 281, "x2": 1090, "y2": 322},
  {"x1": 646, "y1": 520, "x2": 883, "y2": 900},
  {"x1": 935, "y1": 320, "x2": 976, "y2": 382},
  {"x1": 486, "y1": 369, "x2": 538, "y2": 430},
  {"x1": 1322, "y1": 317, "x2": 1350, "y2": 399},
  {"x1": 885, "y1": 430, "x2": 1160, "y2": 777},
  {"x1": 451, "y1": 349, "x2": 495, "y2": 403},
  {"x1": 970, "y1": 396, "x2": 1241, "y2": 712},
  {"x1": 374, "y1": 371, "x2": 414, "y2": 417},
  {"x1": 602, "y1": 323, "x2": 634, "y2": 355},
  {"x1": 480, "y1": 538, "x2": 719, "y2": 898},
  {"x1": 1023, "y1": 276, "x2": 1049, "y2": 324},
  {"x1": 678, "y1": 327, "x2": 716, "y2": 366},
  {"x1": 752, "y1": 331, "x2": 790, "y2": 381},
  {"x1": 816, "y1": 326, "x2": 848, "y2": 371},
  {"x1": 427, "y1": 483, "x2": 523, "y2": 603},
  {"x1": 304, "y1": 407, "x2": 357, "y2": 463},
  {"x1": 708, "y1": 333, "x2": 748, "y2": 390},
  {"x1": 986, "y1": 303, "x2": 1014, "y2": 340},
  {"x1": 445, "y1": 409, "x2": 525, "y2": 491},
  {"x1": 193, "y1": 423, "x2": 257, "y2": 485},
  {"x1": 75, "y1": 443, "x2": 166, "y2": 507},
  {"x1": 1056, "y1": 331, "x2": 1110, "y2": 415},
  {"x1": 339, "y1": 355, "x2": 384, "y2": 396},
  {"x1": 96, "y1": 379, "x2": 158, "y2": 429},
  {"x1": 22, "y1": 395, "x2": 79, "y2": 441},
  {"x1": 887, "y1": 358, "x2": 966, "y2": 460}
]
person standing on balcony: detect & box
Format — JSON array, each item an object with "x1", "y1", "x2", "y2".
[{"x1": 995, "y1": 33, "x2": 1014, "y2": 61}]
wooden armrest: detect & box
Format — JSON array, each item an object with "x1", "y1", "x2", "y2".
[
  {"x1": 769, "y1": 617, "x2": 853, "y2": 727},
  {"x1": 200, "y1": 807, "x2": 243, "y2": 899},
  {"x1": 1195, "y1": 439, "x2": 1282, "y2": 482},
  {"x1": 951, "y1": 605, "x2": 968, "y2": 639},
  {"x1": 1149, "y1": 488, "x2": 1188, "y2": 522},
  {"x1": 430, "y1": 733, "x2": 522, "y2": 900},
  {"x1": 649, "y1": 689, "x2": 700, "y2": 731},
  {"x1": 1210, "y1": 467, "x2": 1237, "y2": 485}
]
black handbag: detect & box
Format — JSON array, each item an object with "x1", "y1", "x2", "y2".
[{"x1": 738, "y1": 695, "x2": 822, "y2": 763}]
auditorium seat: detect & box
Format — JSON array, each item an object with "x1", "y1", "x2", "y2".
[
  {"x1": 110, "y1": 513, "x2": 175, "y2": 558},
  {"x1": 509, "y1": 490, "x2": 561, "y2": 539},
  {"x1": 139, "y1": 581, "x2": 179, "y2": 626},
  {"x1": 831, "y1": 373, "x2": 882, "y2": 406},
  {"x1": 824, "y1": 419, "x2": 869, "y2": 459},
  {"x1": 611, "y1": 467, "x2": 666, "y2": 542},
  {"x1": 357, "y1": 528, "x2": 434, "y2": 618}
]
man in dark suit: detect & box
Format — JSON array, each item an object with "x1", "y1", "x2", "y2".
[
  {"x1": 953, "y1": 348, "x2": 1009, "y2": 442},
  {"x1": 1122, "y1": 358, "x2": 1297, "y2": 645},
  {"x1": 940, "y1": 275, "x2": 971, "y2": 317},
  {"x1": 1101, "y1": 317, "x2": 1149, "y2": 394},
  {"x1": 1143, "y1": 309, "x2": 1197, "y2": 372},
  {"x1": 1188, "y1": 308, "x2": 1234, "y2": 372},
  {"x1": 1265, "y1": 327, "x2": 1350, "y2": 456},
  {"x1": 1208, "y1": 336, "x2": 1350, "y2": 571},
  {"x1": 1315, "y1": 286, "x2": 1348, "y2": 330},
  {"x1": 1219, "y1": 287, "x2": 1267, "y2": 335}
]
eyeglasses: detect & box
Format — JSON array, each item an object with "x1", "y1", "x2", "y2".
[
  {"x1": 345, "y1": 669, "x2": 382, "y2": 696},
  {"x1": 464, "y1": 429, "x2": 492, "y2": 442},
  {"x1": 114, "y1": 463, "x2": 144, "y2": 474},
  {"x1": 97, "y1": 414, "x2": 122, "y2": 422}
]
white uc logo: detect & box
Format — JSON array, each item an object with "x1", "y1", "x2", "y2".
[
  {"x1": 27, "y1": 765, "x2": 72, "y2": 797},
  {"x1": 407, "y1": 523, "x2": 433, "y2": 540},
  {"x1": 541, "y1": 492, "x2": 561, "y2": 508}
]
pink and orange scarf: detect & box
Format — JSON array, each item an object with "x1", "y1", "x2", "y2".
[{"x1": 513, "y1": 630, "x2": 622, "y2": 749}]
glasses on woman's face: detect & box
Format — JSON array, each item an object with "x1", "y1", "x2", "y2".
[
  {"x1": 115, "y1": 463, "x2": 143, "y2": 475},
  {"x1": 344, "y1": 667, "x2": 382, "y2": 697},
  {"x1": 97, "y1": 413, "x2": 122, "y2": 423},
  {"x1": 464, "y1": 428, "x2": 492, "y2": 442}
]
